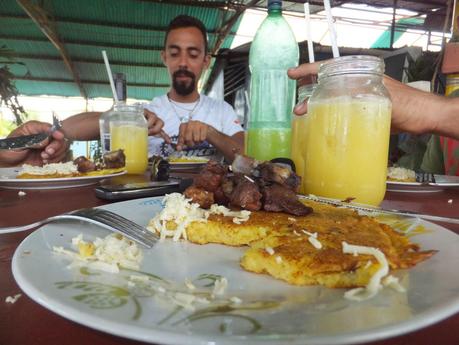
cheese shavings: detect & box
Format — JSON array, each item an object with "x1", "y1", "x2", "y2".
[
  {"x1": 5, "y1": 294, "x2": 22, "y2": 304},
  {"x1": 209, "y1": 204, "x2": 251, "y2": 224},
  {"x1": 301, "y1": 229, "x2": 322, "y2": 249},
  {"x1": 20, "y1": 161, "x2": 78, "y2": 176},
  {"x1": 265, "y1": 247, "x2": 275, "y2": 255},
  {"x1": 342, "y1": 241, "x2": 389, "y2": 301},
  {"x1": 147, "y1": 193, "x2": 251, "y2": 240},
  {"x1": 212, "y1": 277, "x2": 228, "y2": 296},
  {"x1": 148, "y1": 193, "x2": 209, "y2": 241},
  {"x1": 54, "y1": 233, "x2": 143, "y2": 273}
]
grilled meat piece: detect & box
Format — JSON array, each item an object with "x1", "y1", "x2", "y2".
[
  {"x1": 231, "y1": 154, "x2": 258, "y2": 175},
  {"x1": 103, "y1": 149, "x2": 126, "y2": 169},
  {"x1": 262, "y1": 184, "x2": 312, "y2": 216},
  {"x1": 73, "y1": 156, "x2": 96, "y2": 173},
  {"x1": 194, "y1": 160, "x2": 227, "y2": 192},
  {"x1": 224, "y1": 174, "x2": 262, "y2": 211},
  {"x1": 257, "y1": 162, "x2": 301, "y2": 191},
  {"x1": 184, "y1": 186, "x2": 214, "y2": 209}
]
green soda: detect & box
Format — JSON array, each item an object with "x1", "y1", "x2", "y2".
[{"x1": 246, "y1": 0, "x2": 299, "y2": 161}]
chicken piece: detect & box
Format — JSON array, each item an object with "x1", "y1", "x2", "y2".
[
  {"x1": 73, "y1": 156, "x2": 96, "y2": 173},
  {"x1": 184, "y1": 186, "x2": 214, "y2": 209},
  {"x1": 103, "y1": 149, "x2": 126, "y2": 169}
]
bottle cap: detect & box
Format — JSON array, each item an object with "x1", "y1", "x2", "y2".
[{"x1": 268, "y1": 0, "x2": 282, "y2": 10}]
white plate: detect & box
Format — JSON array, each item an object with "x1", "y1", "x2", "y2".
[
  {"x1": 0, "y1": 167, "x2": 126, "y2": 190},
  {"x1": 387, "y1": 174, "x2": 459, "y2": 193},
  {"x1": 12, "y1": 197, "x2": 459, "y2": 345}
]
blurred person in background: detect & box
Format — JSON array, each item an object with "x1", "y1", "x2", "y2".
[{"x1": 63, "y1": 15, "x2": 243, "y2": 163}]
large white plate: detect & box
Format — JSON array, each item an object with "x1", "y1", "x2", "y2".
[
  {"x1": 0, "y1": 167, "x2": 126, "y2": 190},
  {"x1": 12, "y1": 197, "x2": 459, "y2": 345},
  {"x1": 387, "y1": 174, "x2": 459, "y2": 193}
]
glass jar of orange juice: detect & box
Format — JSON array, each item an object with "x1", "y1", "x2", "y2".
[
  {"x1": 303, "y1": 55, "x2": 392, "y2": 206},
  {"x1": 109, "y1": 103, "x2": 148, "y2": 174}
]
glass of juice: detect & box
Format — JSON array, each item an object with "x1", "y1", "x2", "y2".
[
  {"x1": 291, "y1": 82, "x2": 316, "y2": 194},
  {"x1": 109, "y1": 103, "x2": 148, "y2": 174},
  {"x1": 302, "y1": 56, "x2": 392, "y2": 206}
]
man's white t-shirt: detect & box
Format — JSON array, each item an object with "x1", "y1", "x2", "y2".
[{"x1": 145, "y1": 94, "x2": 243, "y2": 160}]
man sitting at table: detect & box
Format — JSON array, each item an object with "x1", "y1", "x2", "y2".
[
  {"x1": 62, "y1": 15, "x2": 244, "y2": 163},
  {"x1": 0, "y1": 120, "x2": 68, "y2": 167}
]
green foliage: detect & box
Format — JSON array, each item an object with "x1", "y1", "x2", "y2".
[{"x1": 0, "y1": 45, "x2": 28, "y2": 125}]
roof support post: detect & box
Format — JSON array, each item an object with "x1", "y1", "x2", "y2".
[
  {"x1": 16, "y1": 0, "x2": 87, "y2": 98},
  {"x1": 390, "y1": 0, "x2": 398, "y2": 49}
]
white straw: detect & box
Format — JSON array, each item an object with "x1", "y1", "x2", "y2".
[
  {"x1": 323, "y1": 0, "x2": 340, "y2": 58},
  {"x1": 101, "y1": 50, "x2": 119, "y2": 103},
  {"x1": 303, "y1": 2, "x2": 315, "y2": 63}
]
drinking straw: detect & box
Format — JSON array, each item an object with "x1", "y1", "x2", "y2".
[
  {"x1": 323, "y1": 0, "x2": 340, "y2": 58},
  {"x1": 303, "y1": 2, "x2": 315, "y2": 63},
  {"x1": 101, "y1": 50, "x2": 119, "y2": 103}
]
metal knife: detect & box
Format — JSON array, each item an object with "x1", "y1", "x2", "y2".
[
  {"x1": 301, "y1": 195, "x2": 459, "y2": 225},
  {"x1": 0, "y1": 133, "x2": 49, "y2": 150}
]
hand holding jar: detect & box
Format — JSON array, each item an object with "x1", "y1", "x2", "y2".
[{"x1": 302, "y1": 56, "x2": 392, "y2": 206}]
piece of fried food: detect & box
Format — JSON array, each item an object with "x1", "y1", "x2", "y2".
[{"x1": 240, "y1": 200, "x2": 436, "y2": 288}]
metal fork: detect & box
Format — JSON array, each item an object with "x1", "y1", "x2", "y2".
[
  {"x1": 51, "y1": 111, "x2": 63, "y2": 132},
  {"x1": 415, "y1": 172, "x2": 436, "y2": 184},
  {"x1": 1, "y1": 208, "x2": 158, "y2": 248}
]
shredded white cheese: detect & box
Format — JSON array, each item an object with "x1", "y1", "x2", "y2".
[
  {"x1": 275, "y1": 256, "x2": 283, "y2": 264},
  {"x1": 212, "y1": 277, "x2": 228, "y2": 296},
  {"x1": 301, "y1": 229, "x2": 322, "y2": 249},
  {"x1": 54, "y1": 233, "x2": 143, "y2": 273},
  {"x1": 18, "y1": 191, "x2": 26, "y2": 197},
  {"x1": 147, "y1": 193, "x2": 251, "y2": 240},
  {"x1": 382, "y1": 275, "x2": 406, "y2": 293},
  {"x1": 448, "y1": 199, "x2": 453, "y2": 204},
  {"x1": 342, "y1": 241, "x2": 389, "y2": 301},
  {"x1": 184, "y1": 278, "x2": 196, "y2": 290},
  {"x1": 20, "y1": 161, "x2": 78, "y2": 176},
  {"x1": 288, "y1": 217, "x2": 297, "y2": 222},
  {"x1": 230, "y1": 296, "x2": 242, "y2": 304},
  {"x1": 5, "y1": 294, "x2": 22, "y2": 304},
  {"x1": 265, "y1": 247, "x2": 275, "y2": 255}
]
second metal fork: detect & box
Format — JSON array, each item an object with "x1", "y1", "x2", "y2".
[
  {"x1": 415, "y1": 172, "x2": 436, "y2": 184},
  {"x1": 1, "y1": 208, "x2": 158, "y2": 248}
]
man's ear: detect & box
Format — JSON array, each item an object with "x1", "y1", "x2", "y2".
[
  {"x1": 160, "y1": 50, "x2": 167, "y2": 66},
  {"x1": 203, "y1": 53, "x2": 211, "y2": 69}
]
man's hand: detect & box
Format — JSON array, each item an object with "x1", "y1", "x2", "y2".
[
  {"x1": 176, "y1": 120, "x2": 212, "y2": 151},
  {"x1": 287, "y1": 62, "x2": 321, "y2": 116},
  {"x1": 0, "y1": 120, "x2": 69, "y2": 167},
  {"x1": 144, "y1": 109, "x2": 170, "y2": 143}
]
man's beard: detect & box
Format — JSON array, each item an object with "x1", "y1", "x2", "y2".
[{"x1": 172, "y1": 69, "x2": 196, "y2": 96}]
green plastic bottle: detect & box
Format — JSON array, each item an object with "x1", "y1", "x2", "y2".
[{"x1": 246, "y1": 0, "x2": 299, "y2": 161}]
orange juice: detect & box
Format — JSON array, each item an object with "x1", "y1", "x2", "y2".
[
  {"x1": 303, "y1": 97, "x2": 391, "y2": 206},
  {"x1": 291, "y1": 115, "x2": 309, "y2": 193},
  {"x1": 110, "y1": 125, "x2": 148, "y2": 174}
]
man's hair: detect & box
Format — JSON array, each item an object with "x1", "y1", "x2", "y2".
[{"x1": 164, "y1": 15, "x2": 208, "y2": 53}]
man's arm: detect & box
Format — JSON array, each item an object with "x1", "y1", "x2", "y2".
[
  {"x1": 288, "y1": 62, "x2": 459, "y2": 141},
  {"x1": 61, "y1": 112, "x2": 102, "y2": 141},
  {"x1": 176, "y1": 120, "x2": 244, "y2": 162},
  {"x1": 207, "y1": 129, "x2": 244, "y2": 162}
]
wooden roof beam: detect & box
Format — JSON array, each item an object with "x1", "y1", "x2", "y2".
[
  {"x1": 211, "y1": 0, "x2": 262, "y2": 56},
  {"x1": 16, "y1": 0, "x2": 87, "y2": 98},
  {"x1": 14, "y1": 75, "x2": 170, "y2": 88}
]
